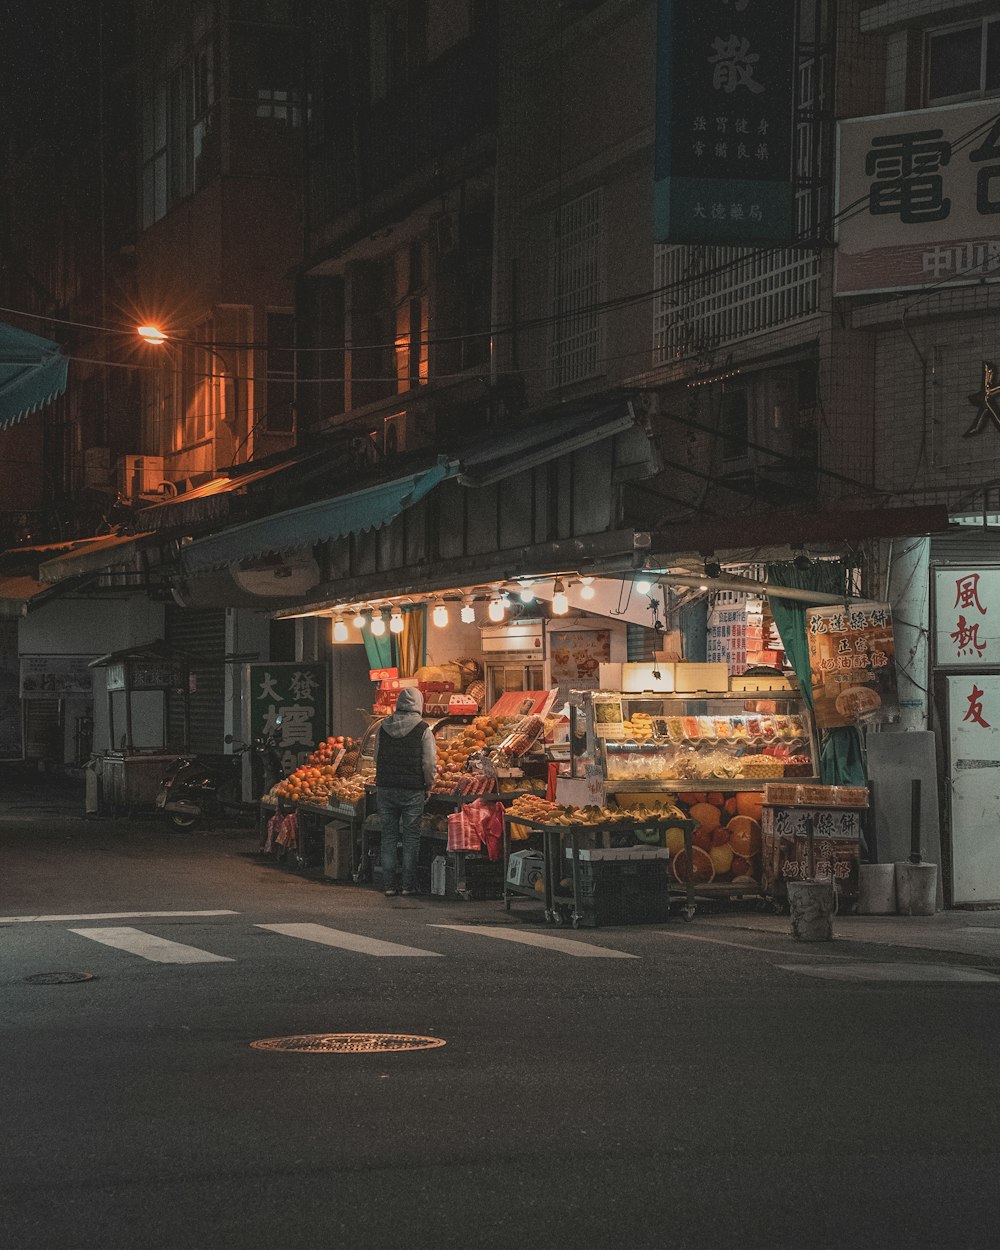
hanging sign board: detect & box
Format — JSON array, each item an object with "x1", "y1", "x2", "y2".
[
  {"x1": 934, "y1": 567, "x2": 1000, "y2": 667},
  {"x1": 654, "y1": 0, "x2": 798, "y2": 244},
  {"x1": 245, "y1": 662, "x2": 329, "y2": 774},
  {"x1": 805, "y1": 602, "x2": 898, "y2": 728}
]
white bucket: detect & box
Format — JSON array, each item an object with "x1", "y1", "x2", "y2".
[
  {"x1": 787, "y1": 880, "x2": 835, "y2": 941},
  {"x1": 894, "y1": 862, "x2": 938, "y2": 916},
  {"x1": 858, "y1": 863, "x2": 897, "y2": 915}
]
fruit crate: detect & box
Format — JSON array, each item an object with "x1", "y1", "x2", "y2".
[
  {"x1": 445, "y1": 853, "x2": 504, "y2": 901},
  {"x1": 556, "y1": 858, "x2": 672, "y2": 927}
]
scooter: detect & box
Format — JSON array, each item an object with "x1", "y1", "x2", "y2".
[{"x1": 156, "y1": 734, "x2": 283, "y2": 830}]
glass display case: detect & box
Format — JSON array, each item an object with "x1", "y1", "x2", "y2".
[{"x1": 579, "y1": 690, "x2": 819, "y2": 789}]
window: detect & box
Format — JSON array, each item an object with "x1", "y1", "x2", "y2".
[
  {"x1": 926, "y1": 18, "x2": 1000, "y2": 104},
  {"x1": 264, "y1": 312, "x2": 295, "y2": 432},
  {"x1": 392, "y1": 242, "x2": 428, "y2": 390},
  {"x1": 141, "y1": 36, "x2": 218, "y2": 226},
  {"x1": 548, "y1": 188, "x2": 604, "y2": 389}
]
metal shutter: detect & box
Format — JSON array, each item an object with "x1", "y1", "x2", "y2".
[{"x1": 164, "y1": 605, "x2": 226, "y2": 753}]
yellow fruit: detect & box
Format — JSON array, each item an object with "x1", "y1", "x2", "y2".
[
  {"x1": 665, "y1": 825, "x2": 686, "y2": 856},
  {"x1": 709, "y1": 844, "x2": 734, "y2": 876}
]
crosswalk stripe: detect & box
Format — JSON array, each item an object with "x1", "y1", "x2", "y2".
[
  {"x1": 68, "y1": 926, "x2": 234, "y2": 964},
  {"x1": 0, "y1": 910, "x2": 238, "y2": 925},
  {"x1": 255, "y1": 923, "x2": 443, "y2": 958},
  {"x1": 429, "y1": 924, "x2": 639, "y2": 959}
]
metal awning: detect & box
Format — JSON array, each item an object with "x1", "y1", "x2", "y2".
[
  {"x1": 0, "y1": 322, "x2": 69, "y2": 430},
  {"x1": 179, "y1": 461, "x2": 456, "y2": 576},
  {"x1": 37, "y1": 531, "x2": 160, "y2": 583},
  {"x1": 456, "y1": 397, "x2": 643, "y2": 487}
]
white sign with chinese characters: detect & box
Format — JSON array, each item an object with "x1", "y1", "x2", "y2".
[
  {"x1": 947, "y1": 675, "x2": 1000, "y2": 903},
  {"x1": 934, "y1": 568, "x2": 1000, "y2": 667},
  {"x1": 835, "y1": 99, "x2": 1000, "y2": 296}
]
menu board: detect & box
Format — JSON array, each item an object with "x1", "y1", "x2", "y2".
[{"x1": 805, "y1": 602, "x2": 898, "y2": 729}]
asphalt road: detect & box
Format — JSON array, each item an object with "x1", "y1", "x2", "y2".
[{"x1": 3, "y1": 795, "x2": 1000, "y2": 1249}]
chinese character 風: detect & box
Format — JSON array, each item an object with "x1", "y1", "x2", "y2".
[{"x1": 955, "y1": 572, "x2": 987, "y2": 615}]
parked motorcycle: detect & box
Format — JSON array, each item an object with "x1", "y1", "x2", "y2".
[{"x1": 156, "y1": 734, "x2": 283, "y2": 830}]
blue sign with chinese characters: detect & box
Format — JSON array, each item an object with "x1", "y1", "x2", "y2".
[{"x1": 654, "y1": 0, "x2": 797, "y2": 244}]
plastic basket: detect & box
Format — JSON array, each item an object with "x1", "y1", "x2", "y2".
[{"x1": 569, "y1": 858, "x2": 672, "y2": 927}]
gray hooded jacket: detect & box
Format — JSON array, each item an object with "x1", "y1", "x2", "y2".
[{"x1": 373, "y1": 686, "x2": 437, "y2": 789}]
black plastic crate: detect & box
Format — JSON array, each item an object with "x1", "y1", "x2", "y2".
[
  {"x1": 445, "y1": 854, "x2": 504, "y2": 900},
  {"x1": 568, "y1": 858, "x2": 671, "y2": 927}
]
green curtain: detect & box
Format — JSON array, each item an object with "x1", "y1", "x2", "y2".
[
  {"x1": 766, "y1": 561, "x2": 866, "y2": 787},
  {"x1": 363, "y1": 628, "x2": 393, "y2": 671}
]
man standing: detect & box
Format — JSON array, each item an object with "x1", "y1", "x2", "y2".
[{"x1": 373, "y1": 687, "x2": 437, "y2": 897}]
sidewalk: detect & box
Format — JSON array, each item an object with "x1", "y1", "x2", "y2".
[{"x1": 706, "y1": 907, "x2": 1000, "y2": 962}]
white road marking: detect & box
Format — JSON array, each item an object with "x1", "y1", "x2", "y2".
[
  {"x1": 0, "y1": 910, "x2": 238, "y2": 925},
  {"x1": 778, "y1": 961, "x2": 1000, "y2": 983},
  {"x1": 256, "y1": 923, "x2": 443, "y2": 958},
  {"x1": 430, "y1": 924, "x2": 638, "y2": 959},
  {"x1": 68, "y1": 926, "x2": 234, "y2": 964}
]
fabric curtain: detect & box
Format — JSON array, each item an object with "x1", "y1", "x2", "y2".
[
  {"x1": 765, "y1": 561, "x2": 866, "y2": 787},
  {"x1": 363, "y1": 628, "x2": 393, "y2": 671},
  {"x1": 398, "y1": 604, "x2": 426, "y2": 678}
]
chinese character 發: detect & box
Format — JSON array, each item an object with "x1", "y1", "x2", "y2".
[
  {"x1": 290, "y1": 669, "x2": 320, "y2": 701},
  {"x1": 708, "y1": 35, "x2": 765, "y2": 95},
  {"x1": 865, "y1": 130, "x2": 952, "y2": 223},
  {"x1": 964, "y1": 684, "x2": 991, "y2": 729},
  {"x1": 258, "y1": 671, "x2": 280, "y2": 701},
  {"x1": 955, "y1": 572, "x2": 987, "y2": 615},
  {"x1": 952, "y1": 615, "x2": 987, "y2": 658}
]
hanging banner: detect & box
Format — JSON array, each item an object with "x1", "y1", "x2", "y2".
[
  {"x1": 934, "y1": 567, "x2": 1000, "y2": 666},
  {"x1": 654, "y1": 0, "x2": 798, "y2": 245},
  {"x1": 244, "y1": 662, "x2": 329, "y2": 774},
  {"x1": 805, "y1": 602, "x2": 898, "y2": 728}
]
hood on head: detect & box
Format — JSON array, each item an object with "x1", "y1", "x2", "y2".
[{"x1": 395, "y1": 687, "x2": 423, "y2": 714}]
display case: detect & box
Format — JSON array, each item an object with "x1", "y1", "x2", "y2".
[{"x1": 579, "y1": 690, "x2": 819, "y2": 789}]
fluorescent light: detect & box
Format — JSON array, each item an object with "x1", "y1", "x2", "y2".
[
  {"x1": 370, "y1": 610, "x2": 386, "y2": 636},
  {"x1": 389, "y1": 609, "x2": 404, "y2": 634},
  {"x1": 518, "y1": 581, "x2": 535, "y2": 603},
  {"x1": 460, "y1": 598, "x2": 476, "y2": 624},
  {"x1": 552, "y1": 579, "x2": 569, "y2": 615},
  {"x1": 352, "y1": 611, "x2": 367, "y2": 630},
  {"x1": 432, "y1": 601, "x2": 449, "y2": 627},
  {"x1": 579, "y1": 578, "x2": 595, "y2": 600},
  {"x1": 487, "y1": 596, "x2": 506, "y2": 622},
  {"x1": 332, "y1": 616, "x2": 349, "y2": 643},
  {"x1": 636, "y1": 578, "x2": 652, "y2": 595}
]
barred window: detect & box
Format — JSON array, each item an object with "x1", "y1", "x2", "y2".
[{"x1": 548, "y1": 188, "x2": 604, "y2": 390}]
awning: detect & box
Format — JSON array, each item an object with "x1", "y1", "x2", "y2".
[
  {"x1": 179, "y1": 461, "x2": 456, "y2": 576},
  {"x1": 37, "y1": 531, "x2": 160, "y2": 583},
  {"x1": 456, "y1": 397, "x2": 643, "y2": 487},
  {"x1": 0, "y1": 322, "x2": 69, "y2": 430},
  {"x1": 0, "y1": 574, "x2": 50, "y2": 618}
]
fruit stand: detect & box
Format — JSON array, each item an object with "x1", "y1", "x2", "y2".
[{"x1": 568, "y1": 687, "x2": 821, "y2": 915}]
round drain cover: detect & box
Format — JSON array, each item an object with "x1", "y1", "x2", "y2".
[
  {"x1": 24, "y1": 971, "x2": 95, "y2": 985},
  {"x1": 250, "y1": 1032, "x2": 446, "y2": 1054}
]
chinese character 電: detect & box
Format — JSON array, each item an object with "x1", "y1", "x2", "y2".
[{"x1": 865, "y1": 130, "x2": 952, "y2": 223}]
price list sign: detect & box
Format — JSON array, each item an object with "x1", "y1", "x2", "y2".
[{"x1": 805, "y1": 602, "x2": 898, "y2": 729}]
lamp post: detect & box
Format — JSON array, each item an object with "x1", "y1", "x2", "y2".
[{"x1": 136, "y1": 324, "x2": 241, "y2": 447}]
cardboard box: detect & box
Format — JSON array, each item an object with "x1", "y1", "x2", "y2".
[
  {"x1": 506, "y1": 850, "x2": 544, "y2": 888},
  {"x1": 323, "y1": 822, "x2": 353, "y2": 881}
]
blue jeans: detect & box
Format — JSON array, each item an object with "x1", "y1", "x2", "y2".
[{"x1": 378, "y1": 787, "x2": 426, "y2": 890}]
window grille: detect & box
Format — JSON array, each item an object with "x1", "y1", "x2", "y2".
[{"x1": 548, "y1": 188, "x2": 603, "y2": 389}]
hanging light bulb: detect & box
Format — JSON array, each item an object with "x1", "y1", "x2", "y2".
[
  {"x1": 579, "y1": 576, "x2": 595, "y2": 601},
  {"x1": 389, "y1": 607, "x2": 404, "y2": 634},
  {"x1": 636, "y1": 577, "x2": 653, "y2": 595},
  {"x1": 460, "y1": 597, "x2": 476, "y2": 624},
  {"x1": 332, "y1": 615, "x2": 349, "y2": 643},
  {"x1": 432, "y1": 600, "x2": 449, "y2": 628},
  {"x1": 487, "y1": 595, "x2": 506, "y2": 622},
  {"x1": 353, "y1": 610, "x2": 367, "y2": 631},
  {"x1": 518, "y1": 581, "x2": 535, "y2": 603},
  {"x1": 370, "y1": 609, "x2": 386, "y2": 636},
  {"x1": 552, "y1": 579, "x2": 569, "y2": 615}
]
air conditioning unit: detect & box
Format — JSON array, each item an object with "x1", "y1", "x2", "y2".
[
  {"x1": 83, "y1": 446, "x2": 114, "y2": 490},
  {"x1": 381, "y1": 411, "x2": 430, "y2": 456},
  {"x1": 117, "y1": 454, "x2": 165, "y2": 501}
]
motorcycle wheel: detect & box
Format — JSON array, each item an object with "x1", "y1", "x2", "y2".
[{"x1": 169, "y1": 811, "x2": 199, "y2": 831}]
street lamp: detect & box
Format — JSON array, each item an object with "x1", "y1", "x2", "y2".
[{"x1": 136, "y1": 323, "x2": 239, "y2": 436}]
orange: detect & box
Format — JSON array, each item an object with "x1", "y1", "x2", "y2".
[
  {"x1": 727, "y1": 816, "x2": 762, "y2": 858},
  {"x1": 735, "y1": 791, "x2": 763, "y2": 821},
  {"x1": 689, "y1": 802, "x2": 721, "y2": 831},
  {"x1": 672, "y1": 846, "x2": 715, "y2": 884}
]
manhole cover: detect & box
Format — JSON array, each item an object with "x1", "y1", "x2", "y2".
[
  {"x1": 24, "y1": 971, "x2": 95, "y2": 985},
  {"x1": 250, "y1": 1032, "x2": 446, "y2": 1054}
]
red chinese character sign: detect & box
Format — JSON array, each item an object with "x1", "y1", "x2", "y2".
[
  {"x1": 835, "y1": 99, "x2": 1000, "y2": 296},
  {"x1": 934, "y1": 568, "x2": 1000, "y2": 667},
  {"x1": 805, "y1": 602, "x2": 899, "y2": 729}
]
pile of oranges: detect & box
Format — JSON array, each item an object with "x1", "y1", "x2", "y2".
[
  {"x1": 269, "y1": 734, "x2": 358, "y2": 804},
  {"x1": 434, "y1": 715, "x2": 516, "y2": 778}
]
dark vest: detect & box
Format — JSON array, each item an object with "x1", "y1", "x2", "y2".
[{"x1": 376, "y1": 721, "x2": 428, "y2": 791}]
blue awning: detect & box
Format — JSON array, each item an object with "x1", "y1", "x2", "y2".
[
  {"x1": 0, "y1": 322, "x2": 69, "y2": 431},
  {"x1": 179, "y1": 461, "x2": 456, "y2": 576}
]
